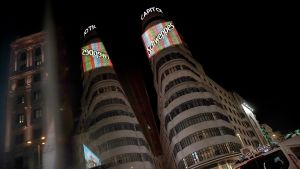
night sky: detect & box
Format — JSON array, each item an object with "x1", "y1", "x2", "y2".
[{"x1": 0, "y1": 1, "x2": 299, "y2": 154}]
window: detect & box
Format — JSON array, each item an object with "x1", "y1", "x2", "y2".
[
  {"x1": 165, "y1": 98, "x2": 222, "y2": 129},
  {"x1": 18, "y1": 52, "x2": 27, "y2": 71},
  {"x1": 90, "y1": 122, "x2": 141, "y2": 140},
  {"x1": 87, "y1": 86, "x2": 124, "y2": 109},
  {"x1": 249, "y1": 131, "x2": 255, "y2": 137},
  {"x1": 164, "y1": 87, "x2": 207, "y2": 108},
  {"x1": 238, "y1": 120, "x2": 241, "y2": 125},
  {"x1": 33, "y1": 47, "x2": 42, "y2": 66},
  {"x1": 85, "y1": 73, "x2": 118, "y2": 101},
  {"x1": 34, "y1": 60, "x2": 42, "y2": 66},
  {"x1": 16, "y1": 95, "x2": 25, "y2": 104},
  {"x1": 16, "y1": 114, "x2": 25, "y2": 125},
  {"x1": 19, "y1": 64, "x2": 27, "y2": 71},
  {"x1": 20, "y1": 52, "x2": 27, "y2": 61},
  {"x1": 233, "y1": 118, "x2": 237, "y2": 123},
  {"x1": 15, "y1": 133, "x2": 24, "y2": 145},
  {"x1": 155, "y1": 52, "x2": 197, "y2": 83},
  {"x1": 33, "y1": 73, "x2": 41, "y2": 82},
  {"x1": 92, "y1": 98, "x2": 126, "y2": 112},
  {"x1": 168, "y1": 112, "x2": 229, "y2": 141},
  {"x1": 160, "y1": 64, "x2": 201, "y2": 82},
  {"x1": 87, "y1": 110, "x2": 135, "y2": 129},
  {"x1": 173, "y1": 127, "x2": 235, "y2": 156},
  {"x1": 98, "y1": 137, "x2": 150, "y2": 153},
  {"x1": 34, "y1": 47, "x2": 42, "y2": 56},
  {"x1": 33, "y1": 90, "x2": 41, "y2": 101},
  {"x1": 156, "y1": 53, "x2": 196, "y2": 76},
  {"x1": 164, "y1": 76, "x2": 197, "y2": 93},
  {"x1": 192, "y1": 152, "x2": 200, "y2": 163},
  {"x1": 17, "y1": 78, "x2": 25, "y2": 87},
  {"x1": 103, "y1": 153, "x2": 153, "y2": 167},
  {"x1": 178, "y1": 142, "x2": 241, "y2": 169},
  {"x1": 33, "y1": 108, "x2": 42, "y2": 119}
]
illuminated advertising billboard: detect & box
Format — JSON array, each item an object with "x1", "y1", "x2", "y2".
[
  {"x1": 83, "y1": 144, "x2": 101, "y2": 169},
  {"x1": 142, "y1": 21, "x2": 182, "y2": 58},
  {"x1": 81, "y1": 41, "x2": 112, "y2": 72}
]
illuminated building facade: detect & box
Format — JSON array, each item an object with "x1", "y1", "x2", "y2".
[
  {"x1": 75, "y1": 26, "x2": 155, "y2": 169},
  {"x1": 233, "y1": 94, "x2": 267, "y2": 146},
  {"x1": 141, "y1": 7, "x2": 265, "y2": 169},
  {"x1": 261, "y1": 124, "x2": 283, "y2": 144},
  {"x1": 4, "y1": 33, "x2": 46, "y2": 169}
]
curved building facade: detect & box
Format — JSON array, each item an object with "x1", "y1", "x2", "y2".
[
  {"x1": 141, "y1": 8, "x2": 242, "y2": 169},
  {"x1": 78, "y1": 26, "x2": 155, "y2": 169}
]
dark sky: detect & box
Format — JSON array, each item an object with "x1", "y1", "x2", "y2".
[{"x1": 0, "y1": 1, "x2": 299, "y2": 152}]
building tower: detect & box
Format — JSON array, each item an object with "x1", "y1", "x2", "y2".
[
  {"x1": 234, "y1": 93, "x2": 268, "y2": 146},
  {"x1": 141, "y1": 7, "x2": 242, "y2": 169},
  {"x1": 77, "y1": 25, "x2": 155, "y2": 169},
  {"x1": 4, "y1": 33, "x2": 46, "y2": 169}
]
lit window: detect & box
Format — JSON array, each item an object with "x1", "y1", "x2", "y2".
[
  {"x1": 35, "y1": 60, "x2": 42, "y2": 66},
  {"x1": 182, "y1": 158, "x2": 188, "y2": 168},
  {"x1": 17, "y1": 114, "x2": 25, "y2": 124},
  {"x1": 16, "y1": 95, "x2": 25, "y2": 104},
  {"x1": 20, "y1": 52, "x2": 27, "y2": 61},
  {"x1": 192, "y1": 152, "x2": 199, "y2": 163}
]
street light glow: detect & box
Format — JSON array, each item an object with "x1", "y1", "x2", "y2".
[
  {"x1": 42, "y1": 142, "x2": 45, "y2": 145},
  {"x1": 26, "y1": 140, "x2": 32, "y2": 144},
  {"x1": 272, "y1": 134, "x2": 276, "y2": 137},
  {"x1": 41, "y1": 136, "x2": 46, "y2": 140}
]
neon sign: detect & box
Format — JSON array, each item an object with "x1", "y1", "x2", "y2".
[
  {"x1": 84, "y1": 25, "x2": 96, "y2": 37},
  {"x1": 142, "y1": 21, "x2": 182, "y2": 58},
  {"x1": 141, "y1": 7, "x2": 163, "y2": 20},
  {"x1": 81, "y1": 49, "x2": 109, "y2": 59},
  {"x1": 81, "y1": 41, "x2": 112, "y2": 72}
]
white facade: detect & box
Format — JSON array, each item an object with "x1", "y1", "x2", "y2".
[
  {"x1": 141, "y1": 15, "x2": 264, "y2": 168},
  {"x1": 141, "y1": 18, "x2": 241, "y2": 168},
  {"x1": 78, "y1": 65, "x2": 155, "y2": 168}
]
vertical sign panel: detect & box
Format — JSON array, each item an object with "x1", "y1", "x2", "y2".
[{"x1": 142, "y1": 21, "x2": 182, "y2": 58}]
